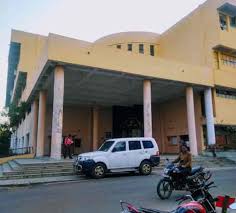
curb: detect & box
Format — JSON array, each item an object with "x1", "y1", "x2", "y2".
[{"x1": 0, "y1": 176, "x2": 82, "y2": 187}]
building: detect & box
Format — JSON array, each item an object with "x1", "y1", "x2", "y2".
[{"x1": 6, "y1": 0, "x2": 236, "y2": 159}]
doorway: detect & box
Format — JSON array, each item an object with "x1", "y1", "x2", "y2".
[{"x1": 112, "y1": 105, "x2": 143, "y2": 138}]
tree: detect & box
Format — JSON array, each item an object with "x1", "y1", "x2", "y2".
[
  {"x1": 0, "y1": 111, "x2": 11, "y2": 156},
  {"x1": 0, "y1": 101, "x2": 29, "y2": 156},
  {"x1": 6, "y1": 102, "x2": 29, "y2": 129}
]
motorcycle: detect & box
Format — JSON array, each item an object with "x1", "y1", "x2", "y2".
[
  {"x1": 230, "y1": 202, "x2": 236, "y2": 210},
  {"x1": 157, "y1": 159, "x2": 212, "y2": 199},
  {"x1": 179, "y1": 181, "x2": 217, "y2": 213},
  {"x1": 120, "y1": 181, "x2": 218, "y2": 213}
]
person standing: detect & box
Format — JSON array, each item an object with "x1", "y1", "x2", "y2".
[{"x1": 63, "y1": 134, "x2": 73, "y2": 159}]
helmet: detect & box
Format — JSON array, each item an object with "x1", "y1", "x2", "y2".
[{"x1": 176, "y1": 202, "x2": 206, "y2": 213}]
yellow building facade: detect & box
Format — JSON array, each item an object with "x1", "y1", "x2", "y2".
[{"x1": 6, "y1": 0, "x2": 236, "y2": 159}]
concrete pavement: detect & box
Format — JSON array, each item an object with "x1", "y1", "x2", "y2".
[
  {"x1": 0, "y1": 154, "x2": 235, "y2": 187},
  {"x1": 0, "y1": 169, "x2": 236, "y2": 213},
  {"x1": 0, "y1": 166, "x2": 236, "y2": 187}
]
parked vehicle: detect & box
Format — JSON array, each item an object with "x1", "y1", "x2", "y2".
[
  {"x1": 157, "y1": 159, "x2": 212, "y2": 199},
  {"x1": 230, "y1": 203, "x2": 236, "y2": 210},
  {"x1": 73, "y1": 137, "x2": 160, "y2": 178},
  {"x1": 181, "y1": 181, "x2": 217, "y2": 213},
  {"x1": 120, "y1": 181, "x2": 218, "y2": 213}
]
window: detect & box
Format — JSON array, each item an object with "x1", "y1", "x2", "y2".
[
  {"x1": 216, "y1": 89, "x2": 236, "y2": 100},
  {"x1": 112, "y1": 141, "x2": 126, "y2": 152},
  {"x1": 116, "y1": 44, "x2": 121, "y2": 49},
  {"x1": 219, "y1": 13, "x2": 228, "y2": 30},
  {"x1": 139, "y1": 44, "x2": 144, "y2": 54},
  {"x1": 27, "y1": 106, "x2": 31, "y2": 114},
  {"x1": 142, "y1": 141, "x2": 154, "y2": 149},
  {"x1": 150, "y1": 45, "x2": 155, "y2": 56},
  {"x1": 22, "y1": 136, "x2": 24, "y2": 147},
  {"x1": 230, "y1": 17, "x2": 236, "y2": 27},
  {"x1": 22, "y1": 136, "x2": 24, "y2": 154},
  {"x1": 221, "y1": 54, "x2": 236, "y2": 68},
  {"x1": 129, "y1": 141, "x2": 141, "y2": 150},
  {"x1": 98, "y1": 140, "x2": 115, "y2": 152},
  {"x1": 168, "y1": 136, "x2": 178, "y2": 145},
  {"x1": 128, "y1": 44, "x2": 132, "y2": 51}
]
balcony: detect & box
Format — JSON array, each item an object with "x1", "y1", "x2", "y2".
[{"x1": 217, "y1": 3, "x2": 236, "y2": 50}]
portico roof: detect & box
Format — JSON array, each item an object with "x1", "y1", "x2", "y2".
[
  {"x1": 39, "y1": 63, "x2": 204, "y2": 107},
  {"x1": 17, "y1": 33, "x2": 214, "y2": 105}
]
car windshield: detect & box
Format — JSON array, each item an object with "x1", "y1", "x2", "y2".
[{"x1": 98, "y1": 141, "x2": 115, "y2": 152}]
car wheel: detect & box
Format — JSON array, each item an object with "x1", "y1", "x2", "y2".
[
  {"x1": 139, "y1": 161, "x2": 152, "y2": 175},
  {"x1": 91, "y1": 163, "x2": 106, "y2": 179}
]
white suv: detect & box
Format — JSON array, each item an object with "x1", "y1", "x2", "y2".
[{"x1": 73, "y1": 137, "x2": 160, "y2": 178}]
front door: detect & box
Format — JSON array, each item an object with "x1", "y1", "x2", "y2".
[{"x1": 108, "y1": 141, "x2": 128, "y2": 169}]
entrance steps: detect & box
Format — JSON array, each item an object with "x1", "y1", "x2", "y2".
[
  {"x1": 0, "y1": 154, "x2": 235, "y2": 183},
  {"x1": 0, "y1": 158, "x2": 75, "y2": 181}
]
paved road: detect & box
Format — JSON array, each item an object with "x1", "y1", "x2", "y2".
[{"x1": 0, "y1": 169, "x2": 236, "y2": 213}]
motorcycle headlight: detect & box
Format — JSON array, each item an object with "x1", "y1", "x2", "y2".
[{"x1": 164, "y1": 168, "x2": 169, "y2": 174}]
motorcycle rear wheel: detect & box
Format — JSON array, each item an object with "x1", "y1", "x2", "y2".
[{"x1": 157, "y1": 178, "x2": 173, "y2": 200}]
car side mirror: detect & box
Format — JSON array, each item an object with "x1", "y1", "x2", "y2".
[{"x1": 230, "y1": 203, "x2": 236, "y2": 210}]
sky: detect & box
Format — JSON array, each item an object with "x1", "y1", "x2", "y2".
[{"x1": 0, "y1": 0, "x2": 207, "y2": 111}]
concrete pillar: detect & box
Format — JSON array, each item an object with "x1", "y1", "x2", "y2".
[
  {"x1": 92, "y1": 107, "x2": 99, "y2": 151},
  {"x1": 50, "y1": 66, "x2": 64, "y2": 159},
  {"x1": 143, "y1": 80, "x2": 152, "y2": 137},
  {"x1": 10, "y1": 134, "x2": 14, "y2": 152},
  {"x1": 36, "y1": 91, "x2": 47, "y2": 157},
  {"x1": 186, "y1": 87, "x2": 198, "y2": 156},
  {"x1": 204, "y1": 88, "x2": 216, "y2": 145},
  {"x1": 31, "y1": 100, "x2": 39, "y2": 155}
]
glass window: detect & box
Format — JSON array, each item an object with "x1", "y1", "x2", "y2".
[
  {"x1": 230, "y1": 17, "x2": 236, "y2": 27},
  {"x1": 216, "y1": 89, "x2": 236, "y2": 100},
  {"x1": 116, "y1": 44, "x2": 121, "y2": 49},
  {"x1": 168, "y1": 136, "x2": 178, "y2": 145},
  {"x1": 221, "y1": 53, "x2": 236, "y2": 68},
  {"x1": 129, "y1": 141, "x2": 141, "y2": 150},
  {"x1": 112, "y1": 141, "x2": 126, "y2": 152},
  {"x1": 128, "y1": 44, "x2": 132, "y2": 51},
  {"x1": 150, "y1": 45, "x2": 155, "y2": 56},
  {"x1": 139, "y1": 44, "x2": 144, "y2": 54},
  {"x1": 142, "y1": 140, "x2": 154, "y2": 149},
  {"x1": 219, "y1": 13, "x2": 228, "y2": 30},
  {"x1": 98, "y1": 140, "x2": 115, "y2": 152}
]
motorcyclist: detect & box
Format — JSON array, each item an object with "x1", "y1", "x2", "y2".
[{"x1": 172, "y1": 143, "x2": 192, "y2": 178}]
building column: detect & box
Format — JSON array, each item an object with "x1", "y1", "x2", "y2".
[
  {"x1": 50, "y1": 66, "x2": 64, "y2": 159},
  {"x1": 143, "y1": 80, "x2": 152, "y2": 137},
  {"x1": 186, "y1": 87, "x2": 198, "y2": 156},
  {"x1": 204, "y1": 88, "x2": 216, "y2": 146},
  {"x1": 31, "y1": 100, "x2": 39, "y2": 155},
  {"x1": 36, "y1": 91, "x2": 47, "y2": 157},
  {"x1": 92, "y1": 107, "x2": 99, "y2": 151},
  {"x1": 10, "y1": 134, "x2": 14, "y2": 152}
]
